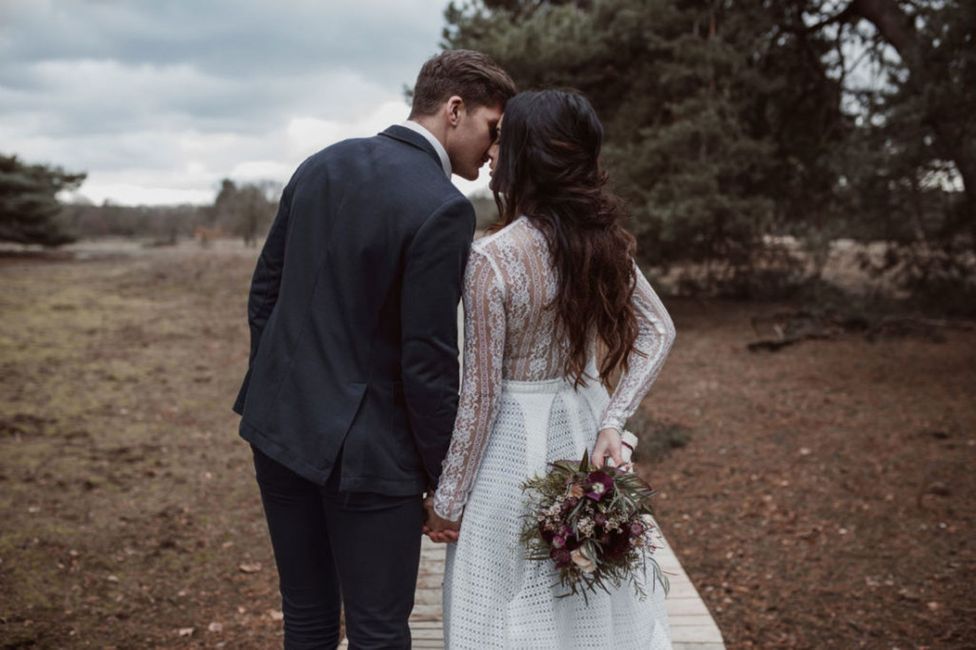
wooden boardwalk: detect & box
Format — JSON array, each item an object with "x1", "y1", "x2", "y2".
[{"x1": 339, "y1": 523, "x2": 725, "y2": 649}]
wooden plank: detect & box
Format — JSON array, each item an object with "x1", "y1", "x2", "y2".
[
  {"x1": 411, "y1": 626, "x2": 444, "y2": 638},
  {"x1": 645, "y1": 523, "x2": 726, "y2": 648},
  {"x1": 666, "y1": 598, "x2": 719, "y2": 616},
  {"x1": 410, "y1": 620, "x2": 443, "y2": 629},
  {"x1": 671, "y1": 628, "x2": 727, "y2": 644}
]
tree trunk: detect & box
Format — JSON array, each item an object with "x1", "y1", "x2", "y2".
[{"x1": 849, "y1": 0, "x2": 976, "y2": 233}]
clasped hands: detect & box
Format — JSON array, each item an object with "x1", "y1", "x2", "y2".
[{"x1": 423, "y1": 496, "x2": 460, "y2": 544}]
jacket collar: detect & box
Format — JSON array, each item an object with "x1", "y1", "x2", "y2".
[
  {"x1": 399, "y1": 120, "x2": 451, "y2": 177},
  {"x1": 379, "y1": 124, "x2": 451, "y2": 178}
]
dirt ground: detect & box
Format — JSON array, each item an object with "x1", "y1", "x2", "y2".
[{"x1": 0, "y1": 242, "x2": 973, "y2": 649}]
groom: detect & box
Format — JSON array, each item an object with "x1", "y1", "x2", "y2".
[{"x1": 232, "y1": 50, "x2": 515, "y2": 649}]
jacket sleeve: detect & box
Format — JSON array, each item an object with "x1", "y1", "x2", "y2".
[
  {"x1": 231, "y1": 177, "x2": 296, "y2": 415},
  {"x1": 400, "y1": 196, "x2": 477, "y2": 485}
]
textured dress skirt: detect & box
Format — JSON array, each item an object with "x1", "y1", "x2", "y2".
[{"x1": 442, "y1": 375, "x2": 673, "y2": 650}]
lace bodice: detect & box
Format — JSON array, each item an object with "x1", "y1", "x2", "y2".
[{"x1": 432, "y1": 216, "x2": 677, "y2": 521}]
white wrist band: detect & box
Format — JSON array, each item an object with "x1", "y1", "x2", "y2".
[{"x1": 620, "y1": 429, "x2": 638, "y2": 462}]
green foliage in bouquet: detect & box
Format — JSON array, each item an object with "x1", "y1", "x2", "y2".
[{"x1": 520, "y1": 450, "x2": 670, "y2": 603}]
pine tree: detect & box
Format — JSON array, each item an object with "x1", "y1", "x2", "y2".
[{"x1": 0, "y1": 154, "x2": 85, "y2": 246}]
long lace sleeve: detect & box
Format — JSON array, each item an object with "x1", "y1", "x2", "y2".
[
  {"x1": 599, "y1": 260, "x2": 676, "y2": 433},
  {"x1": 433, "y1": 248, "x2": 506, "y2": 522}
]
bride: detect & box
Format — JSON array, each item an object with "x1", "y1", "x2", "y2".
[{"x1": 423, "y1": 88, "x2": 678, "y2": 649}]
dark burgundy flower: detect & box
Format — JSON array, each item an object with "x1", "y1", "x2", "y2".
[
  {"x1": 538, "y1": 521, "x2": 555, "y2": 543},
  {"x1": 585, "y1": 471, "x2": 615, "y2": 501},
  {"x1": 604, "y1": 531, "x2": 630, "y2": 561},
  {"x1": 628, "y1": 520, "x2": 645, "y2": 538},
  {"x1": 550, "y1": 547, "x2": 572, "y2": 568}
]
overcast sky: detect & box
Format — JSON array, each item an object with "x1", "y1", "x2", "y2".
[{"x1": 0, "y1": 0, "x2": 491, "y2": 205}]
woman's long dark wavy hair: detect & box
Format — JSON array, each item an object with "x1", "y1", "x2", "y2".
[{"x1": 491, "y1": 89, "x2": 642, "y2": 388}]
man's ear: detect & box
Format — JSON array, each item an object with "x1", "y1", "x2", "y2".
[{"x1": 446, "y1": 95, "x2": 464, "y2": 127}]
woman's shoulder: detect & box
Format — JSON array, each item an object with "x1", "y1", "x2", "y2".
[
  {"x1": 472, "y1": 215, "x2": 537, "y2": 257},
  {"x1": 467, "y1": 216, "x2": 552, "y2": 296}
]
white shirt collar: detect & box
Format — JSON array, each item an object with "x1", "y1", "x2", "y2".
[{"x1": 401, "y1": 120, "x2": 452, "y2": 178}]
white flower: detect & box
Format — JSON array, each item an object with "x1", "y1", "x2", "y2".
[
  {"x1": 577, "y1": 517, "x2": 596, "y2": 538},
  {"x1": 571, "y1": 548, "x2": 596, "y2": 573}
]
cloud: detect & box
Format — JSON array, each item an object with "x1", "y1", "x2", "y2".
[
  {"x1": 283, "y1": 100, "x2": 411, "y2": 158},
  {"x1": 0, "y1": 0, "x2": 445, "y2": 83},
  {"x1": 0, "y1": 0, "x2": 499, "y2": 205}
]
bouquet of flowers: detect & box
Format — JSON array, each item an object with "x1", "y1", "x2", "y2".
[{"x1": 520, "y1": 442, "x2": 669, "y2": 602}]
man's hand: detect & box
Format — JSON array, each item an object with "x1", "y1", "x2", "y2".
[{"x1": 422, "y1": 496, "x2": 461, "y2": 544}]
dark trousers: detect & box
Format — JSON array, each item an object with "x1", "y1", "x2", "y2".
[{"x1": 251, "y1": 444, "x2": 424, "y2": 649}]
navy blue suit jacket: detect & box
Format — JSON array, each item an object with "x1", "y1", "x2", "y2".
[{"x1": 233, "y1": 125, "x2": 475, "y2": 495}]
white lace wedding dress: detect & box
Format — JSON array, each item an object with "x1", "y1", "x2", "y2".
[{"x1": 432, "y1": 216, "x2": 678, "y2": 649}]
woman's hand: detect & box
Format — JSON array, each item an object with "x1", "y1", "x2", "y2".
[
  {"x1": 423, "y1": 497, "x2": 461, "y2": 544},
  {"x1": 590, "y1": 427, "x2": 624, "y2": 468}
]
